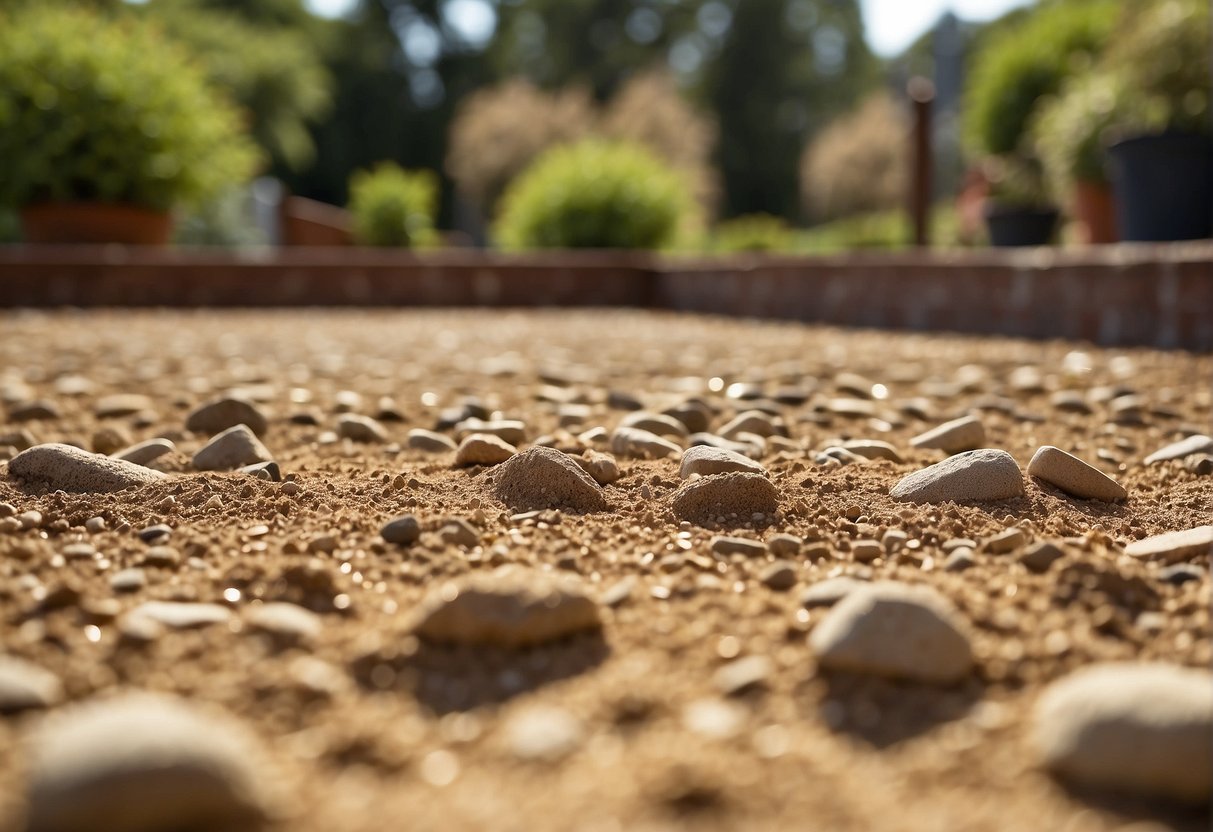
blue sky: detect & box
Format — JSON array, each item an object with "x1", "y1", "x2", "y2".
[{"x1": 304, "y1": 0, "x2": 1035, "y2": 57}]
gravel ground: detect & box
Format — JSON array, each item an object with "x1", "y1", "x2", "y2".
[{"x1": 0, "y1": 309, "x2": 1209, "y2": 832}]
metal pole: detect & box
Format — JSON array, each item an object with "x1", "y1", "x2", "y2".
[{"x1": 908, "y1": 76, "x2": 935, "y2": 248}]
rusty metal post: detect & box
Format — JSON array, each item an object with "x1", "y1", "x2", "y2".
[{"x1": 907, "y1": 77, "x2": 935, "y2": 248}]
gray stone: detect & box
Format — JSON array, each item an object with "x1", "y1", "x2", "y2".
[
  {"x1": 94, "y1": 394, "x2": 154, "y2": 418},
  {"x1": 710, "y1": 536, "x2": 766, "y2": 556},
  {"x1": 890, "y1": 449, "x2": 1024, "y2": 503},
  {"x1": 380, "y1": 514, "x2": 421, "y2": 545},
  {"x1": 113, "y1": 438, "x2": 176, "y2": 467},
  {"x1": 503, "y1": 705, "x2": 583, "y2": 762},
  {"x1": 412, "y1": 569, "x2": 602, "y2": 648},
  {"x1": 840, "y1": 439, "x2": 903, "y2": 463},
  {"x1": 407, "y1": 429, "x2": 457, "y2": 452},
  {"x1": 759, "y1": 560, "x2": 797, "y2": 590},
  {"x1": 454, "y1": 433, "x2": 516, "y2": 467},
  {"x1": 575, "y1": 451, "x2": 620, "y2": 485},
  {"x1": 192, "y1": 426, "x2": 273, "y2": 472},
  {"x1": 9, "y1": 443, "x2": 165, "y2": 493},
  {"x1": 0, "y1": 655, "x2": 62, "y2": 713},
  {"x1": 23, "y1": 692, "x2": 276, "y2": 832},
  {"x1": 1028, "y1": 446, "x2": 1127, "y2": 502},
  {"x1": 620, "y1": 412, "x2": 688, "y2": 439},
  {"x1": 713, "y1": 655, "x2": 773, "y2": 695},
  {"x1": 679, "y1": 445, "x2": 766, "y2": 479},
  {"x1": 126, "y1": 601, "x2": 232, "y2": 630},
  {"x1": 910, "y1": 415, "x2": 986, "y2": 454},
  {"x1": 336, "y1": 414, "x2": 388, "y2": 443},
  {"x1": 187, "y1": 397, "x2": 268, "y2": 437},
  {"x1": 809, "y1": 582, "x2": 974, "y2": 684},
  {"x1": 1033, "y1": 662, "x2": 1213, "y2": 803},
  {"x1": 454, "y1": 418, "x2": 526, "y2": 445},
  {"x1": 610, "y1": 426, "x2": 681, "y2": 459},
  {"x1": 239, "y1": 461, "x2": 281, "y2": 482},
  {"x1": 1019, "y1": 542, "x2": 1065, "y2": 573},
  {"x1": 1125, "y1": 526, "x2": 1213, "y2": 564},
  {"x1": 1144, "y1": 434, "x2": 1213, "y2": 465},
  {"x1": 244, "y1": 602, "x2": 321, "y2": 644}
]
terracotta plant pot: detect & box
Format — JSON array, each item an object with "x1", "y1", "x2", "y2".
[
  {"x1": 20, "y1": 202, "x2": 173, "y2": 245},
  {"x1": 1071, "y1": 180, "x2": 1118, "y2": 245}
]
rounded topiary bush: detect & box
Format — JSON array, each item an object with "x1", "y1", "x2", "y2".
[
  {"x1": 348, "y1": 162, "x2": 438, "y2": 247},
  {"x1": 494, "y1": 140, "x2": 692, "y2": 250},
  {"x1": 963, "y1": 0, "x2": 1119, "y2": 156},
  {"x1": 0, "y1": 6, "x2": 258, "y2": 212}
]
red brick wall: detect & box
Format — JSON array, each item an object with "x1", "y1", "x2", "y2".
[{"x1": 0, "y1": 243, "x2": 1209, "y2": 349}]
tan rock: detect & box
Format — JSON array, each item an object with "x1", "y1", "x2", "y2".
[
  {"x1": 910, "y1": 415, "x2": 986, "y2": 454},
  {"x1": 1033, "y1": 662, "x2": 1213, "y2": 803},
  {"x1": 679, "y1": 445, "x2": 766, "y2": 479},
  {"x1": 890, "y1": 449, "x2": 1023, "y2": 503},
  {"x1": 670, "y1": 472, "x2": 778, "y2": 523},
  {"x1": 492, "y1": 447, "x2": 606, "y2": 512},
  {"x1": 809, "y1": 582, "x2": 973, "y2": 684},
  {"x1": 1028, "y1": 445, "x2": 1127, "y2": 502},
  {"x1": 454, "y1": 433, "x2": 516, "y2": 467},
  {"x1": 192, "y1": 425, "x2": 273, "y2": 471},
  {"x1": 412, "y1": 569, "x2": 602, "y2": 648},
  {"x1": 8, "y1": 443, "x2": 165, "y2": 493},
  {"x1": 187, "y1": 397, "x2": 268, "y2": 437},
  {"x1": 1125, "y1": 526, "x2": 1213, "y2": 564}
]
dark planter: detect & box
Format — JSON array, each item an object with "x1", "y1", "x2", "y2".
[
  {"x1": 20, "y1": 202, "x2": 173, "y2": 245},
  {"x1": 1107, "y1": 132, "x2": 1213, "y2": 242},
  {"x1": 983, "y1": 202, "x2": 1059, "y2": 247}
]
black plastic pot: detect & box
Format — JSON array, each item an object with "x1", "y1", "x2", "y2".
[
  {"x1": 982, "y1": 202, "x2": 1059, "y2": 247},
  {"x1": 1107, "y1": 132, "x2": 1213, "y2": 242}
]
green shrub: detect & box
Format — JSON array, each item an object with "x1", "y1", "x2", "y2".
[
  {"x1": 348, "y1": 162, "x2": 438, "y2": 247},
  {"x1": 984, "y1": 154, "x2": 1053, "y2": 208},
  {"x1": 0, "y1": 6, "x2": 259, "y2": 211},
  {"x1": 797, "y1": 207, "x2": 963, "y2": 253},
  {"x1": 711, "y1": 214, "x2": 795, "y2": 253},
  {"x1": 141, "y1": 1, "x2": 334, "y2": 172},
  {"x1": 1031, "y1": 73, "x2": 1122, "y2": 188},
  {"x1": 494, "y1": 141, "x2": 692, "y2": 250},
  {"x1": 963, "y1": 1, "x2": 1119, "y2": 156},
  {"x1": 1101, "y1": 0, "x2": 1210, "y2": 137}
]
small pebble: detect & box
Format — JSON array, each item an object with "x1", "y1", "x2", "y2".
[
  {"x1": 611, "y1": 426, "x2": 681, "y2": 459},
  {"x1": 23, "y1": 692, "x2": 277, "y2": 832},
  {"x1": 336, "y1": 414, "x2": 389, "y2": 443},
  {"x1": 910, "y1": 415, "x2": 986, "y2": 454},
  {"x1": 380, "y1": 515, "x2": 421, "y2": 545},
  {"x1": 187, "y1": 397, "x2": 268, "y2": 437},
  {"x1": 1028, "y1": 446, "x2": 1127, "y2": 502},
  {"x1": 503, "y1": 705, "x2": 583, "y2": 762},
  {"x1": 1019, "y1": 542, "x2": 1064, "y2": 573},
  {"x1": 407, "y1": 429, "x2": 457, "y2": 452},
  {"x1": 193, "y1": 425, "x2": 273, "y2": 472},
  {"x1": 759, "y1": 561, "x2": 797, "y2": 590},
  {"x1": 454, "y1": 433, "x2": 516, "y2": 467},
  {"x1": 112, "y1": 438, "x2": 176, "y2": 467},
  {"x1": 800, "y1": 576, "x2": 865, "y2": 608},
  {"x1": 126, "y1": 601, "x2": 233, "y2": 630},
  {"x1": 890, "y1": 449, "x2": 1024, "y2": 504},
  {"x1": 679, "y1": 445, "x2": 766, "y2": 479},
  {"x1": 943, "y1": 547, "x2": 976, "y2": 572},
  {"x1": 713, "y1": 655, "x2": 773, "y2": 695},
  {"x1": 1125, "y1": 526, "x2": 1213, "y2": 564},
  {"x1": 0, "y1": 655, "x2": 63, "y2": 713},
  {"x1": 412, "y1": 569, "x2": 602, "y2": 648},
  {"x1": 1033, "y1": 662, "x2": 1213, "y2": 803},
  {"x1": 575, "y1": 450, "x2": 621, "y2": 485},
  {"x1": 809, "y1": 581, "x2": 974, "y2": 684},
  {"x1": 1143, "y1": 434, "x2": 1213, "y2": 465},
  {"x1": 711, "y1": 536, "x2": 766, "y2": 557}
]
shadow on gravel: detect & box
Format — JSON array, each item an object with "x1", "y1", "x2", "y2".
[
  {"x1": 351, "y1": 632, "x2": 611, "y2": 715},
  {"x1": 1056, "y1": 783, "x2": 1211, "y2": 832},
  {"x1": 815, "y1": 673, "x2": 984, "y2": 749}
]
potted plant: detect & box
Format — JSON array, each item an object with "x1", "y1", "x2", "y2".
[
  {"x1": 981, "y1": 155, "x2": 1059, "y2": 247},
  {"x1": 1032, "y1": 74, "x2": 1122, "y2": 244},
  {"x1": 0, "y1": 6, "x2": 258, "y2": 245},
  {"x1": 1100, "y1": 0, "x2": 1211, "y2": 241}
]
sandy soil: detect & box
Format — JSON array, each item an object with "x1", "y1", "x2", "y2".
[{"x1": 0, "y1": 309, "x2": 1209, "y2": 831}]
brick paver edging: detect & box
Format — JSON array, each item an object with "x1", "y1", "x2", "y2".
[{"x1": 1, "y1": 243, "x2": 1209, "y2": 349}]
